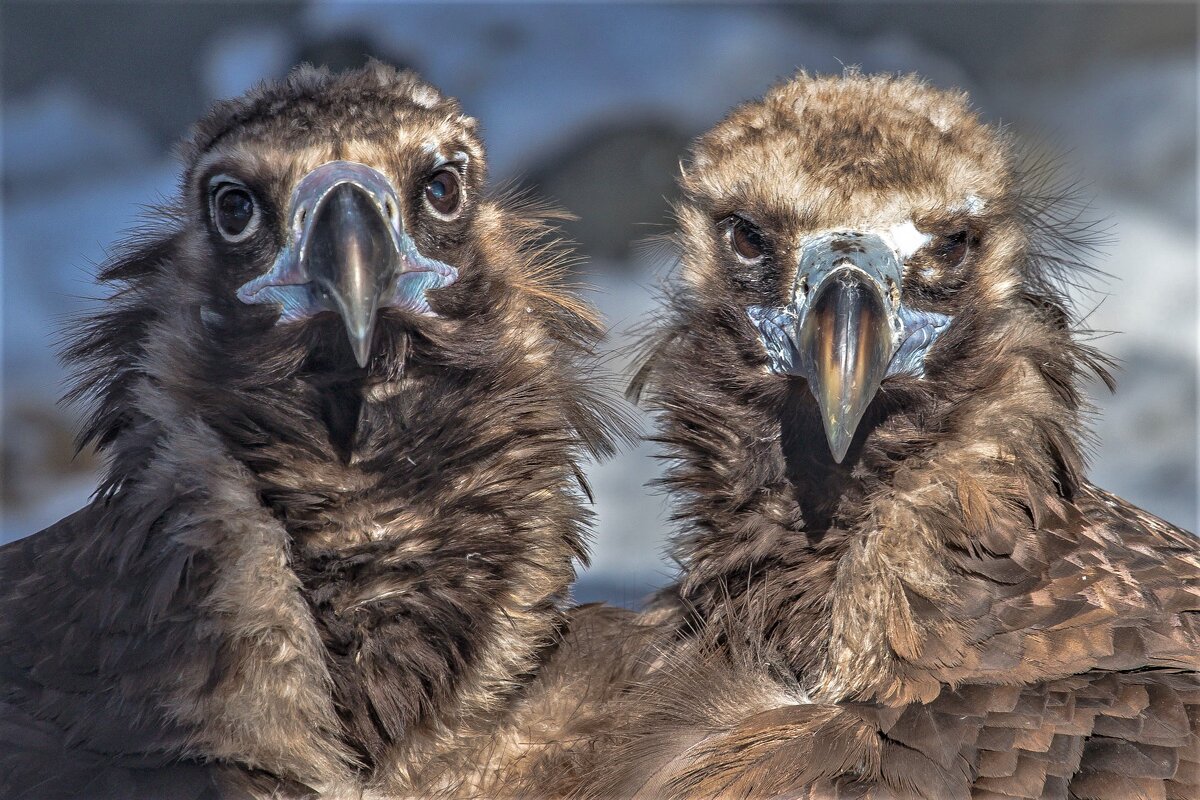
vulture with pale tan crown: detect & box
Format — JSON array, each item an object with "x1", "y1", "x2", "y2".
[
  {"x1": 0, "y1": 63, "x2": 631, "y2": 799},
  {"x1": 582, "y1": 72, "x2": 1200, "y2": 799}
]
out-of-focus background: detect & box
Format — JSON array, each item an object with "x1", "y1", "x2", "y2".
[{"x1": 2, "y1": 3, "x2": 1196, "y2": 603}]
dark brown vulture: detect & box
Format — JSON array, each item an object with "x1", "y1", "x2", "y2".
[
  {"x1": 579, "y1": 72, "x2": 1200, "y2": 799},
  {"x1": 0, "y1": 64, "x2": 630, "y2": 798}
]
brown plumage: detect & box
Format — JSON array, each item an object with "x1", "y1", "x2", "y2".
[
  {"x1": 0, "y1": 64, "x2": 630, "y2": 798},
  {"x1": 574, "y1": 72, "x2": 1200, "y2": 799}
]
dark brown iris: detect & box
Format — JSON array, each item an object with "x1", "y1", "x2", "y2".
[
  {"x1": 213, "y1": 183, "x2": 257, "y2": 239},
  {"x1": 425, "y1": 168, "x2": 462, "y2": 217},
  {"x1": 729, "y1": 216, "x2": 766, "y2": 261}
]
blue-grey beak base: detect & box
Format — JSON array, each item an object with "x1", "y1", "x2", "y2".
[
  {"x1": 235, "y1": 161, "x2": 460, "y2": 327},
  {"x1": 747, "y1": 231, "x2": 953, "y2": 460},
  {"x1": 748, "y1": 231, "x2": 953, "y2": 383}
]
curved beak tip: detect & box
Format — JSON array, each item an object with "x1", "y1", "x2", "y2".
[
  {"x1": 349, "y1": 328, "x2": 373, "y2": 368},
  {"x1": 824, "y1": 417, "x2": 855, "y2": 464},
  {"x1": 815, "y1": 375, "x2": 882, "y2": 463}
]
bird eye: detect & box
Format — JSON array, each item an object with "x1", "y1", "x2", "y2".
[
  {"x1": 933, "y1": 230, "x2": 971, "y2": 268},
  {"x1": 424, "y1": 168, "x2": 462, "y2": 218},
  {"x1": 728, "y1": 216, "x2": 767, "y2": 262},
  {"x1": 210, "y1": 180, "x2": 259, "y2": 241}
]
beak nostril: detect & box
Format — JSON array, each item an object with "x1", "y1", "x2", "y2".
[
  {"x1": 885, "y1": 276, "x2": 900, "y2": 306},
  {"x1": 798, "y1": 276, "x2": 810, "y2": 298},
  {"x1": 296, "y1": 206, "x2": 307, "y2": 227},
  {"x1": 385, "y1": 199, "x2": 397, "y2": 221}
]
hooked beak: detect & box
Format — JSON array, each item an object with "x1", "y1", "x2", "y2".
[
  {"x1": 749, "y1": 231, "x2": 951, "y2": 463},
  {"x1": 305, "y1": 182, "x2": 397, "y2": 367},
  {"x1": 236, "y1": 160, "x2": 459, "y2": 369},
  {"x1": 795, "y1": 268, "x2": 893, "y2": 462}
]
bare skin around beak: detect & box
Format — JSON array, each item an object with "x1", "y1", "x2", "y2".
[
  {"x1": 795, "y1": 268, "x2": 893, "y2": 463},
  {"x1": 235, "y1": 160, "x2": 460, "y2": 369},
  {"x1": 749, "y1": 232, "x2": 953, "y2": 462},
  {"x1": 748, "y1": 231, "x2": 945, "y2": 463},
  {"x1": 305, "y1": 183, "x2": 400, "y2": 368}
]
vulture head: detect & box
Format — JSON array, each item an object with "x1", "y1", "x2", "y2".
[
  {"x1": 599, "y1": 75, "x2": 1200, "y2": 800},
  {"x1": 650, "y1": 71, "x2": 1096, "y2": 460},
  {"x1": 31, "y1": 63, "x2": 627, "y2": 790},
  {"x1": 635, "y1": 72, "x2": 1114, "y2": 694},
  {"x1": 187, "y1": 71, "x2": 475, "y2": 378},
  {"x1": 76, "y1": 63, "x2": 602, "y2": 458}
]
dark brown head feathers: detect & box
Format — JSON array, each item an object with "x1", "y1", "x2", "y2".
[
  {"x1": 183, "y1": 62, "x2": 471, "y2": 168},
  {"x1": 587, "y1": 71, "x2": 1200, "y2": 799},
  {"x1": 4, "y1": 63, "x2": 634, "y2": 798},
  {"x1": 6, "y1": 65, "x2": 1197, "y2": 800}
]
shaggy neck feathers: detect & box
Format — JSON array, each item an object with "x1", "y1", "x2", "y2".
[
  {"x1": 55, "y1": 205, "x2": 620, "y2": 789},
  {"x1": 646, "y1": 296, "x2": 1108, "y2": 703}
]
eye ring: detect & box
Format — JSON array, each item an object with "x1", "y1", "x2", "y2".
[
  {"x1": 424, "y1": 168, "x2": 463, "y2": 219},
  {"x1": 209, "y1": 176, "x2": 260, "y2": 242},
  {"x1": 727, "y1": 215, "x2": 767, "y2": 262}
]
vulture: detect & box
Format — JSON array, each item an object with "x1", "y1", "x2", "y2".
[
  {"x1": 579, "y1": 72, "x2": 1200, "y2": 799},
  {"x1": 0, "y1": 63, "x2": 630, "y2": 799}
]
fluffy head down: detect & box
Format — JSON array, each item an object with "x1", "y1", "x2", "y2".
[
  {"x1": 633, "y1": 70, "x2": 1115, "y2": 697},
  {"x1": 582, "y1": 70, "x2": 1200, "y2": 800},
  {"x1": 39, "y1": 63, "x2": 630, "y2": 789}
]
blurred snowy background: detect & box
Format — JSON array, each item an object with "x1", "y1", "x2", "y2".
[{"x1": 2, "y1": 3, "x2": 1196, "y2": 604}]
